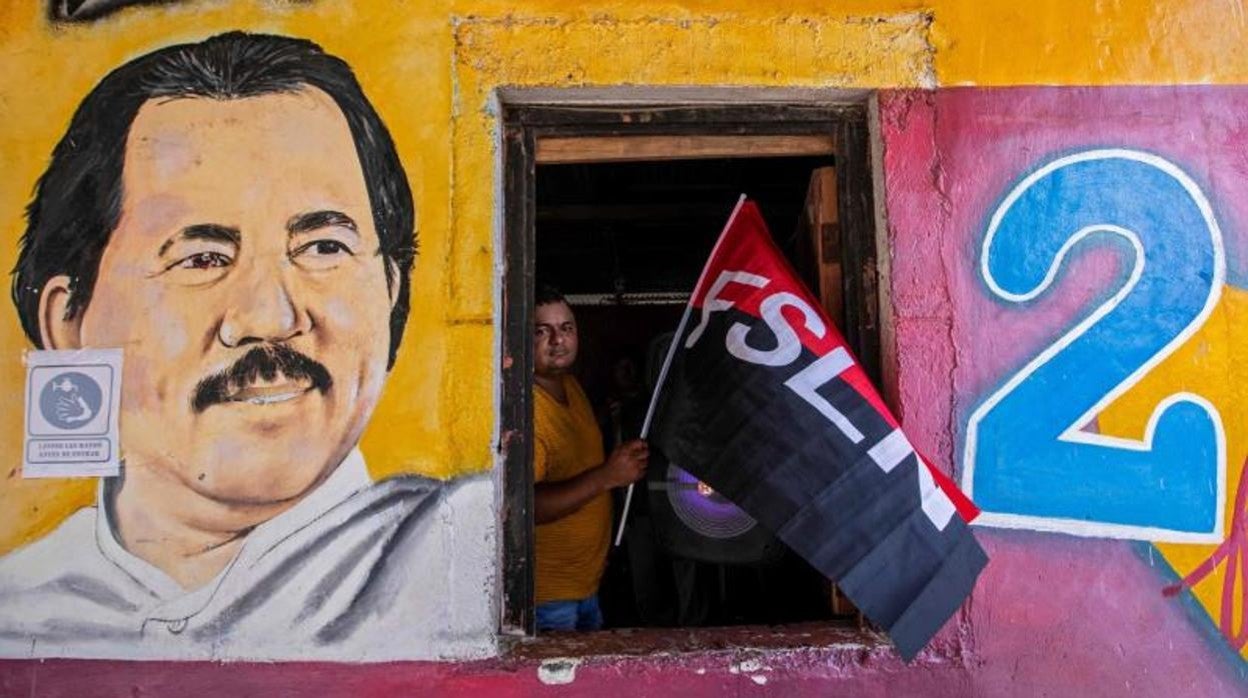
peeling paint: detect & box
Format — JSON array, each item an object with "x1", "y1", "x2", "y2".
[
  {"x1": 538, "y1": 658, "x2": 582, "y2": 685},
  {"x1": 730, "y1": 658, "x2": 766, "y2": 674}
]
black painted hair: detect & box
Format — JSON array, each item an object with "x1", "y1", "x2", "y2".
[{"x1": 12, "y1": 31, "x2": 416, "y2": 367}]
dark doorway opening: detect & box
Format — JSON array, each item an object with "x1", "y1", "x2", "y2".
[
  {"x1": 539, "y1": 156, "x2": 840, "y2": 628},
  {"x1": 500, "y1": 104, "x2": 880, "y2": 637}
]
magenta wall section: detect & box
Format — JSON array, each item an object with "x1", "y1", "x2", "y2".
[{"x1": 881, "y1": 86, "x2": 1248, "y2": 696}]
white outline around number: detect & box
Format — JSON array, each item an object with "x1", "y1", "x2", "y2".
[{"x1": 961, "y1": 149, "x2": 1227, "y2": 544}]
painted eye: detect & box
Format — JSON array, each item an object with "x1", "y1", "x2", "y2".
[
  {"x1": 310, "y1": 240, "x2": 351, "y2": 256},
  {"x1": 176, "y1": 252, "x2": 231, "y2": 270},
  {"x1": 291, "y1": 238, "x2": 356, "y2": 271}
]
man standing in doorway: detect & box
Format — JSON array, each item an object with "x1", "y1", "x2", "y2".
[{"x1": 532, "y1": 285, "x2": 649, "y2": 631}]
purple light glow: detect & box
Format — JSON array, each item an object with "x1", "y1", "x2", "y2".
[{"x1": 666, "y1": 464, "x2": 757, "y2": 539}]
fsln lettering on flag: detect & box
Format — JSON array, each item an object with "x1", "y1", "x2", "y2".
[{"x1": 647, "y1": 196, "x2": 987, "y2": 660}]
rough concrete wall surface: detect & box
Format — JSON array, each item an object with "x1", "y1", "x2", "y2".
[
  {"x1": 880, "y1": 86, "x2": 1248, "y2": 695},
  {"x1": 0, "y1": 0, "x2": 1247, "y2": 694}
]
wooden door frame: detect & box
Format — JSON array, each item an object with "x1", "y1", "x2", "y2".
[{"x1": 497, "y1": 100, "x2": 881, "y2": 637}]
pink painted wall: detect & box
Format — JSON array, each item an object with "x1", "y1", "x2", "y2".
[{"x1": 880, "y1": 87, "x2": 1248, "y2": 696}]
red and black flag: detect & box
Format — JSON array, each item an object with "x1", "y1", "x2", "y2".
[{"x1": 643, "y1": 197, "x2": 986, "y2": 660}]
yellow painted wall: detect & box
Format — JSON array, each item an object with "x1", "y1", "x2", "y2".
[
  {"x1": 1098, "y1": 285, "x2": 1248, "y2": 657},
  {"x1": 0, "y1": 0, "x2": 1244, "y2": 553}
]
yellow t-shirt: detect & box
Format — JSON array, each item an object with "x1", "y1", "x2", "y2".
[{"x1": 533, "y1": 375, "x2": 611, "y2": 604}]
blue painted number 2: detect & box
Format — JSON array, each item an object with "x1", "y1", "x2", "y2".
[{"x1": 963, "y1": 149, "x2": 1226, "y2": 543}]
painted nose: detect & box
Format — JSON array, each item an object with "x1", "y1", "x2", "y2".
[{"x1": 218, "y1": 264, "x2": 312, "y2": 347}]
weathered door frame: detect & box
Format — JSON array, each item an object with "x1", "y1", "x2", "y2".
[{"x1": 497, "y1": 95, "x2": 881, "y2": 637}]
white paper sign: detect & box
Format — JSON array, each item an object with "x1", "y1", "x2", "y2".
[{"x1": 23, "y1": 349, "x2": 123, "y2": 478}]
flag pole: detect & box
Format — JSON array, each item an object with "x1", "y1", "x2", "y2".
[{"x1": 614, "y1": 195, "x2": 748, "y2": 547}]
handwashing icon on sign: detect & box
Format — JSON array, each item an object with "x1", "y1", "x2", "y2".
[{"x1": 39, "y1": 372, "x2": 102, "y2": 430}]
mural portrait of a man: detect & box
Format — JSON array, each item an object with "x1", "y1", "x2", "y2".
[{"x1": 0, "y1": 31, "x2": 484, "y2": 661}]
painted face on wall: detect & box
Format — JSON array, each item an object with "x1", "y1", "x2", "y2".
[
  {"x1": 39, "y1": 87, "x2": 397, "y2": 503},
  {"x1": 534, "y1": 301, "x2": 578, "y2": 377}
]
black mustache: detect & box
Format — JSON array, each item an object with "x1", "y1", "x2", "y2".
[{"x1": 192, "y1": 345, "x2": 333, "y2": 413}]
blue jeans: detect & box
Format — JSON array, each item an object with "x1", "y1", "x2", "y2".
[{"x1": 535, "y1": 595, "x2": 603, "y2": 631}]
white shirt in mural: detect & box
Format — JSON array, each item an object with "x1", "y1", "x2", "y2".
[{"x1": 0, "y1": 450, "x2": 495, "y2": 661}]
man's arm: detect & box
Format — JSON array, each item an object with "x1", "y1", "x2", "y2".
[{"x1": 534, "y1": 440, "x2": 648, "y2": 525}]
